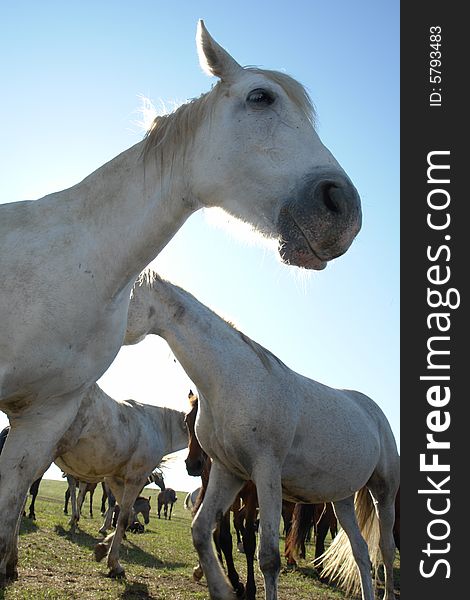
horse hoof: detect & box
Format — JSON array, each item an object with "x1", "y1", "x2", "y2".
[
  {"x1": 192, "y1": 565, "x2": 204, "y2": 581},
  {"x1": 108, "y1": 568, "x2": 126, "y2": 579},
  {"x1": 236, "y1": 542, "x2": 245, "y2": 554},
  {"x1": 234, "y1": 582, "x2": 245, "y2": 597},
  {"x1": 94, "y1": 543, "x2": 108, "y2": 563},
  {"x1": 5, "y1": 563, "x2": 18, "y2": 582}
]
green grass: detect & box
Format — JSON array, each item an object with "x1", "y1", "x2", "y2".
[{"x1": 1, "y1": 480, "x2": 399, "y2": 599}]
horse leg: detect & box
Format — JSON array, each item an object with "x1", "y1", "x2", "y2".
[
  {"x1": 368, "y1": 478, "x2": 399, "y2": 600},
  {"x1": 77, "y1": 481, "x2": 87, "y2": 518},
  {"x1": 252, "y1": 464, "x2": 282, "y2": 600},
  {"x1": 66, "y1": 475, "x2": 80, "y2": 530},
  {"x1": 218, "y1": 511, "x2": 244, "y2": 598},
  {"x1": 99, "y1": 505, "x2": 114, "y2": 536},
  {"x1": 89, "y1": 487, "x2": 94, "y2": 518},
  {"x1": 242, "y1": 492, "x2": 258, "y2": 600},
  {"x1": 100, "y1": 482, "x2": 107, "y2": 516},
  {"x1": 314, "y1": 506, "x2": 330, "y2": 562},
  {"x1": 64, "y1": 487, "x2": 70, "y2": 514},
  {"x1": 332, "y1": 496, "x2": 375, "y2": 600},
  {"x1": 0, "y1": 395, "x2": 82, "y2": 585},
  {"x1": 213, "y1": 525, "x2": 224, "y2": 565},
  {"x1": 27, "y1": 478, "x2": 41, "y2": 520},
  {"x1": 95, "y1": 478, "x2": 125, "y2": 572},
  {"x1": 105, "y1": 480, "x2": 144, "y2": 578},
  {"x1": 192, "y1": 461, "x2": 244, "y2": 600},
  {"x1": 232, "y1": 501, "x2": 243, "y2": 547},
  {"x1": 99, "y1": 484, "x2": 116, "y2": 535}
]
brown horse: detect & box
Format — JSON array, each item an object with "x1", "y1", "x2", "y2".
[
  {"x1": 284, "y1": 502, "x2": 338, "y2": 569},
  {"x1": 185, "y1": 391, "x2": 258, "y2": 600},
  {"x1": 157, "y1": 489, "x2": 177, "y2": 520}
]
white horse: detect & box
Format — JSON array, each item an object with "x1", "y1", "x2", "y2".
[
  {"x1": 52, "y1": 383, "x2": 187, "y2": 578},
  {"x1": 0, "y1": 21, "x2": 361, "y2": 582},
  {"x1": 125, "y1": 271, "x2": 400, "y2": 600},
  {"x1": 184, "y1": 487, "x2": 201, "y2": 511}
]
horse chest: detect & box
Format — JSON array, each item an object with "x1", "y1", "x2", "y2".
[
  {"x1": 0, "y1": 290, "x2": 129, "y2": 404},
  {"x1": 197, "y1": 418, "x2": 269, "y2": 479}
]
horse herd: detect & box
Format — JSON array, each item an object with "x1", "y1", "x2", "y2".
[{"x1": 0, "y1": 20, "x2": 399, "y2": 600}]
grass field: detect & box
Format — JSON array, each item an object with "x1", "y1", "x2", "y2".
[{"x1": 1, "y1": 479, "x2": 399, "y2": 599}]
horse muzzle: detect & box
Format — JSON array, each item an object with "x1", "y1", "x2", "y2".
[
  {"x1": 278, "y1": 170, "x2": 362, "y2": 269},
  {"x1": 185, "y1": 457, "x2": 203, "y2": 477}
]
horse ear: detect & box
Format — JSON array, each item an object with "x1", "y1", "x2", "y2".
[{"x1": 196, "y1": 20, "x2": 242, "y2": 82}]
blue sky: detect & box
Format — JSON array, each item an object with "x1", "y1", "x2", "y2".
[{"x1": 0, "y1": 1, "x2": 399, "y2": 491}]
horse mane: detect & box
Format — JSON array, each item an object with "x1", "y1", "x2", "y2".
[
  {"x1": 133, "y1": 269, "x2": 162, "y2": 294},
  {"x1": 237, "y1": 330, "x2": 288, "y2": 373},
  {"x1": 142, "y1": 68, "x2": 315, "y2": 166}
]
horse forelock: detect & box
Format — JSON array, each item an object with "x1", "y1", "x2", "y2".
[{"x1": 142, "y1": 67, "x2": 315, "y2": 166}]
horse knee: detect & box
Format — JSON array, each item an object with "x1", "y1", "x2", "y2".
[
  {"x1": 192, "y1": 516, "x2": 211, "y2": 553},
  {"x1": 259, "y1": 547, "x2": 281, "y2": 577}
]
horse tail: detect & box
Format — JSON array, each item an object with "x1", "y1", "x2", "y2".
[
  {"x1": 316, "y1": 488, "x2": 381, "y2": 595},
  {"x1": 285, "y1": 503, "x2": 315, "y2": 564},
  {"x1": 184, "y1": 492, "x2": 191, "y2": 510}
]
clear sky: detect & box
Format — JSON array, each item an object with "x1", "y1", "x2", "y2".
[{"x1": 0, "y1": 1, "x2": 399, "y2": 492}]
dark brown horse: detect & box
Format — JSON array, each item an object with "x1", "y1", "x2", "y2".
[
  {"x1": 157, "y1": 488, "x2": 177, "y2": 520},
  {"x1": 185, "y1": 391, "x2": 258, "y2": 599},
  {"x1": 0, "y1": 426, "x2": 42, "y2": 520}
]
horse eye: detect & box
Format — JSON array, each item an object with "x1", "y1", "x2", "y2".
[{"x1": 246, "y1": 88, "x2": 275, "y2": 107}]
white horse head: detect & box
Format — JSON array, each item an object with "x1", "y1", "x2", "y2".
[{"x1": 145, "y1": 21, "x2": 362, "y2": 270}]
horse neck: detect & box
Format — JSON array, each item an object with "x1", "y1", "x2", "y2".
[
  {"x1": 148, "y1": 278, "x2": 255, "y2": 402},
  {"x1": 65, "y1": 141, "x2": 197, "y2": 297}
]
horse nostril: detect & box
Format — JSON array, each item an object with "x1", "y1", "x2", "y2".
[{"x1": 318, "y1": 181, "x2": 341, "y2": 214}]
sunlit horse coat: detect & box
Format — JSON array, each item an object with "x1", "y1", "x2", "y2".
[
  {"x1": 0, "y1": 21, "x2": 361, "y2": 583},
  {"x1": 125, "y1": 272, "x2": 399, "y2": 600}
]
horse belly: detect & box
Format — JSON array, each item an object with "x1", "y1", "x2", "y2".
[
  {"x1": 56, "y1": 441, "x2": 123, "y2": 483},
  {"x1": 281, "y1": 433, "x2": 380, "y2": 503}
]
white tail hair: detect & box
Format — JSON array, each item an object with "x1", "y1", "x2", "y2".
[{"x1": 316, "y1": 488, "x2": 381, "y2": 596}]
